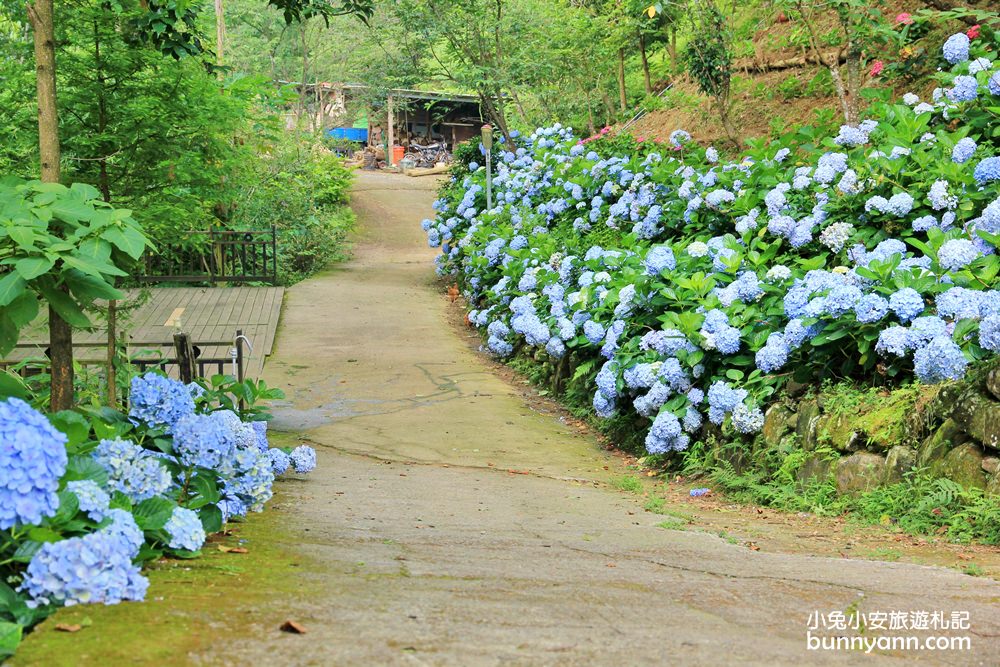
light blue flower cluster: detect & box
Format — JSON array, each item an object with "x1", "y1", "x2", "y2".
[
  {"x1": 92, "y1": 438, "x2": 173, "y2": 503},
  {"x1": 164, "y1": 507, "x2": 206, "y2": 551},
  {"x1": 19, "y1": 522, "x2": 148, "y2": 608},
  {"x1": 172, "y1": 412, "x2": 238, "y2": 470},
  {"x1": 0, "y1": 398, "x2": 68, "y2": 529},
  {"x1": 290, "y1": 446, "x2": 317, "y2": 474},
  {"x1": 67, "y1": 480, "x2": 110, "y2": 521},
  {"x1": 128, "y1": 372, "x2": 195, "y2": 430}
]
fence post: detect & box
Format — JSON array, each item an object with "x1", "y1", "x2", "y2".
[
  {"x1": 173, "y1": 332, "x2": 196, "y2": 384},
  {"x1": 106, "y1": 299, "x2": 117, "y2": 407},
  {"x1": 236, "y1": 328, "x2": 246, "y2": 411},
  {"x1": 271, "y1": 225, "x2": 277, "y2": 285}
]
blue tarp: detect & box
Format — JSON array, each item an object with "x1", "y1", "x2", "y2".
[{"x1": 327, "y1": 127, "x2": 368, "y2": 142}]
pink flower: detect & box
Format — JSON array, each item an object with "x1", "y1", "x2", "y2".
[
  {"x1": 967, "y1": 24, "x2": 981, "y2": 39},
  {"x1": 636, "y1": 135, "x2": 646, "y2": 142},
  {"x1": 895, "y1": 12, "x2": 913, "y2": 25},
  {"x1": 869, "y1": 60, "x2": 884, "y2": 77}
]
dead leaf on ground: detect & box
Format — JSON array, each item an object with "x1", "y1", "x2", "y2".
[
  {"x1": 218, "y1": 545, "x2": 249, "y2": 554},
  {"x1": 280, "y1": 620, "x2": 308, "y2": 634},
  {"x1": 55, "y1": 624, "x2": 82, "y2": 633}
]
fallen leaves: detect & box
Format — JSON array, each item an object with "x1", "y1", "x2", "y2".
[
  {"x1": 218, "y1": 545, "x2": 248, "y2": 554},
  {"x1": 280, "y1": 620, "x2": 307, "y2": 634},
  {"x1": 54, "y1": 624, "x2": 82, "y2": 633}
]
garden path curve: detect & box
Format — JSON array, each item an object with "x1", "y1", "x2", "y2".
[{"x1": 198, "y1": 171, "x2": 999, "y2": 666}]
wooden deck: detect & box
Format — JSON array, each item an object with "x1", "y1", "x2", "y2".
[{"x1": 7, "y1": 287, "x2": 284, "y2": 379}]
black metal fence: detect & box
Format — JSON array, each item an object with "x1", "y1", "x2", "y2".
[{"x1": 138, "y1": 227, "x2": 277, "y2": 285}]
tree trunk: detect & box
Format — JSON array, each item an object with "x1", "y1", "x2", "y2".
[
  {"x1": 214, "y1": 0, "x2": 225, "y2": 68},
  {"x1": 616, "y1": 48, "x2": 627, "y2": 112},
  {"x1": 844, "y1": 42, "x2": 862, "y2": 124},
  {"x1": 716, "y1": 98, "x2": 742, "y2": 149},
  {"x1": 28, "y1": 0, "x2": 74, "y2": 411},
  {"x1": 668, "y1": 29, "x2": 677, "y2": 69},
  {"x1": 639, "y1": 34, "x2": 652, "y2": 94}
]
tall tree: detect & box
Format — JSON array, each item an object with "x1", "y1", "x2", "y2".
[{"x1": 17, "y1": 0, "x2": 375, "y2": 409}]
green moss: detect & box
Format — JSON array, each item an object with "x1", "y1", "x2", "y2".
[
  {"x1": 12, "y1": 483, "x2": 313, "y2": 666},
  {"x1": 819, "y1": 382, "x2": 930, "y2": 447}
]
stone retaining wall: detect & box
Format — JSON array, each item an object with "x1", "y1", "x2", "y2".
[{"x1": 757, "y1": 369, "x2": 1000, "y2": 496}]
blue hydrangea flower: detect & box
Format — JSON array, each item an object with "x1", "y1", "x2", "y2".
[
  {"x1": 100, "y1": 509, "x2": 143, "y2": 556},
  {"x1": 128, "y1": 373, "x2": 195, "y2": 431},
  {"x1": 731, "y1": 404, "x2": 765, "y2": 434},
  {"x1": 0, "y1": 398, "x2": 68, "y2": 530},
  {"x1": 268, "y1": 448, "x2": 291, "y2": 475},
  {"x1": 942, "y1": 32, "x2": 970, "y2": 64},
  {"x1": 644, "y1": 245, "x2": 676, "y2": 275},
  {"x1": 755, "y1": 333, "x2": 789, "y2": 372},
  {"x1": 644, "y1": 410, "x2": 685, "y2": 454},
  {"x1": 583, "y1": 320, "x2": 606, "y2": 344},
  {"x1": 250, "y1": 421, "x2": 268, "y2": 452},
  {"x1": 290, "y1": 445, "x2": 316, "y2": 474},
  {"x1": 913, "y1": 336, "x2": 968, "y2": 383},
  {"x1": 669, "y1": 129, "x2": 691, "y2": 146},
  {"x1": 938, "y1": 238, "x2": 980, "y2": 271},
  {"x1": 20, "y1": 525, "x2": 148, "y2": 607},
  {"x1": 92, "y1": 438, "x2": 172, "y2": 503},
  {"x1": 952, "y1": 138, "x2": 976, "y2": 164},
  {"x1": 171, "y1": 412, "x2": 238, "y2": 470},
  {"x1": 634, "y1": 382, "x2": 671, "y2": 418},
  {"x1": 219, "y1": 496, "x2": 248, "y2": 523},
  {"x1": 946, "y1": 75, "x2": 978, "y2": 103},
  {"x1": 876, "y1": 326, "x2": 910, "y2": 356},
  {"x1": 990, "y1": 72, "x2": 1000, "y2": 97},
  {"x1": 974, "y1": 157, "x2": 1000, "y2": 185},
  {"x1": 979, "y1": 315, "x2": 1000, "y2": 352},
  {"x1": 222, "y1": 447, "x2": 274, "y2": 511},
  {"x1": 854, "y1": 294, "x2": 889, "y2": 323},
  {"x1": 889, "y1": 288, "x2": 925, "y2": 322},
  {"x1": 164, "y1": 507, "x2": 206, "y2": 551},
  {"x1": 66, "y1": 480, "x2": 110, "y2": 522},
  {"x1": 706, "y1": 381, "x2": 747, "y2": 425}
]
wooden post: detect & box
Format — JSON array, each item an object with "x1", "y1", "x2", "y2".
[
  {"x1": 173, "y1": 332, "x2": 196, "y2": 384},
  {"x1": 235, "y1": 328, "x2": 246, "y2": 411},
  {"x1": 386, "y1": 93, "x2": 395, "y2": 166},
  {"x1": 106, "y1": 299, "x2": 117, "y2": 406}
]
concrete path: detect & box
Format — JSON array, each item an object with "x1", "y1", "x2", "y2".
[{"x1": 200, "y1": 171, "x2": 1000, "y2": 666}]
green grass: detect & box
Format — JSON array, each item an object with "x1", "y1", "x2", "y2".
[
  {"x1": 610, "y1": 475, "x2": 644, "y2": 494},
  {"x1": 681, "y1": 435, "x2": 1000, "y2": 545},
  {"x1": 656, "y1": 519, "x2": 689, "y2": 530}
]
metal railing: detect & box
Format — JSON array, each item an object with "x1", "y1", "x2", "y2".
[
  {"x1": 138, "y1": 227, "x2": 278, "y2": 285},
  {"x1": 0, "y1": 330, "x2": 251, "y2": 384}
]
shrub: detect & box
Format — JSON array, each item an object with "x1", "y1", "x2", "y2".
[{"x1": 421, "y1": 29, "x2": 1000, "y2": 462}]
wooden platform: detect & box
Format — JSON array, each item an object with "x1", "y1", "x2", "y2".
[{"x1": 7, "y1": 287, "x2": 284, "y2": 379}]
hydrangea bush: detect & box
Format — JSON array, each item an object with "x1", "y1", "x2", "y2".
[
  {"x1": 0, "y1": 372, "x2": 315, "y2": 655},
  {"x1": 424, "y1": 30, "x2": 1000, "y2": 457}
]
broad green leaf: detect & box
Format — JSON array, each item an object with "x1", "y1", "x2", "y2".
[
  {"x1": 134, "y1": 496, "x2": 177, "y2": 531},
  {"x1": 51, "y1": 199, "x2": 94, "y2": 223},
  {"x1": 0, "y1": 621, "x2": 22, "y2": 660},
  {"x1": 0, "y1": 272, "x2": 26, "y2": 307},
  {"x1": 0, "y1": 370, "x2": 29, "y2": 400},
  {"x1": 63, "y1": 455, "x2": 110, "y2": 486},
  {"x1": 199, "y1": 504, "x2": 223, "y2": 533},
  {"x1": 103, "y1": 225, "x2": 149, "y2": 260},
  {"x1": 36, "y1": 283, "x2": 92, "y2": 328},
  {"x1": 50, "y1": 410, "x2": 92, "y2": 448},
  {"x1": 65, "y1": 271, "x2": 123, "y2": 302},
  {"x1": 13, "y1": 255, "x2": 54, "y2": 280},
  {"x1": 7, "y1": 226, "x2": 35, "y2": 248},
  {"x1": 5, "y1": 292, "x2": 39, "y2": 328}
]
